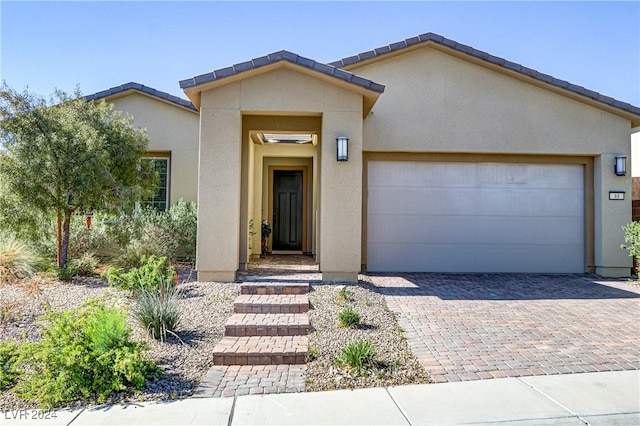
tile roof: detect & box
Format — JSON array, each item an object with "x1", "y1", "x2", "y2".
[
  {"x1": 329, "y1": 32, "x2": 640, "y2": 117},
  {"x1": 85, "y1": 82, "x2": 197, "y2": 111},
  {"x1": 179, "y1": 50, "x2": 385, "y2": 94}
]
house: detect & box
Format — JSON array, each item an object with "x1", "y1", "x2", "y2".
[
  {"x1": 86, "y1": 82, "x2": 199, "y2": 210},
  {"x1": 90, "y1": 32, "x2": 640, "y2": 281}
]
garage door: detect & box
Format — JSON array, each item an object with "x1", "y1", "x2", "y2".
[{"x1": 367, "y1": 161, "x2": 584, "y2": 273}]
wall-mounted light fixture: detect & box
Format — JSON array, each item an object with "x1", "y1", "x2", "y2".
[
  {"x1": 336, "y1": 137, "x2": 349, "y2": 161},
  {"x1": 615, "y1": 156, "x2": 627, "y2": 176}
]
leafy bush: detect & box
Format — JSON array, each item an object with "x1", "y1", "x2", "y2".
[
  {"x1": 334, "y1": 340, "x2": 377, "y2": 374},
  {"x1": 113, "y1": 207, "x2": 178, "y2": 268},
  {"x1": 0, "y1": 235, "x2": 40, "y2": 285},
  {"x1": 132, "y1": 284, "x2": 181, "y2": 341},
  {"x1": 168, "y1": 200, "x2": 197, "y2": 261},
  {"x1": 103, "y1": 255, "x2": 176, "y2": 292},
  {"x1": 338, "y1": 306, "x2": 361, "y2": 328},
  {"x1": 11, "y1": 299, "x2": 155, "y2": 408},
  {"x1": 0, "y1": 340, "x2": 22, "y2": 389},
  {"x1": 621, "y1": 221, "x2": 640, "y2": 265},
  {"x1": 55, "y1": 265, "x2": 76, "y2": 282},
  {"x1": 69, "y1": 252, "x2": 99, "y2": 276}
]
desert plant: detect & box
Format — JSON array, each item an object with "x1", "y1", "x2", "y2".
[
  {"x1": 338, "y1": 306, "x2": 361, "y2": 328},
  {"x1": 0, "y1": 340, "x2": 22, "y2": 389},
  {"x1": 11, "y1": 299, "x2": 155, "y2": 407},
  {"x1": 107, "y1": 207, "x2": 179, "y2": 269},
  {"x1": 168, "y1": 200, "x2": 197, "y2": 261},
  {"x1": 334, "y1": 340, "x2": 377, "y2": 374},
  {"x1": 335, "y1": 287, "x2": 351, "y2": 304},
  {"x1": 621, "y1": 221, "x2": 640, "y2": 265},
  {"x1": 69, "y1": 252, "x2": 99, "y2": 276},
  {"x1": 0, "y1": 301, "x2": 21, "y2": 324},
  {"x1": 132, "y1": 284, "x2": 181, "y2": 341},
  {"x1": 103, "y1": 255, "x2": 176, "y2": 292},
  {"x1": 0, "y1": 235, "x2": 40, "y2": 285}
]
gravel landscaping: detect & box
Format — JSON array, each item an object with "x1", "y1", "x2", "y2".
[
  {"x1": 306, "y1": 280, "x2": 430, "y2": 392},
  {"x1": 0, "y1": 269, "x2": 429, "y2": 410}
]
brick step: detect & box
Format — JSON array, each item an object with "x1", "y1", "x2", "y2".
[
  {"x1": 234, "y1": 294, "x2": 309, "y2": 314},
  {"x1": 225, "y1": 313, "x2": 309, "y2": 337},
  {"x1": 212, "y1": 336, "x2": 308, "y2": 365},
  {"x1": 240, "y1": 282, "x2": 309, "y2": 295}
]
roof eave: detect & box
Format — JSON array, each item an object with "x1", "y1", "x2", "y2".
[{"x1": 85, "y1": 82, "x2": 198, "y2": 113}]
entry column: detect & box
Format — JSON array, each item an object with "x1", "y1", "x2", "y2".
[
  {"x1": 319, "y1": 99, "x2": 363, "y2": 282},
  {"x1": 196, "y1": 86, "x2": 242, "y2": 282}
]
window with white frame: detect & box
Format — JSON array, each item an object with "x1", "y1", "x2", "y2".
[{"x1": 142, "y1": 157, "x2": 170, "y2": 211}]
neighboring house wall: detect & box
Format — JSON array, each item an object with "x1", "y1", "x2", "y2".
[
  {"x1": 345, "y1": 45, "x2": 633, "y2": 276},
  {"x1": 632, "y1": 131, "x2": 640, "y2": 221},
  {"x1": 109, "y1": 92, "x2": 200, "y2": 206}
]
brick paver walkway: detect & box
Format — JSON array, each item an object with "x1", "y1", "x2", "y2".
[
  {"x1": 195, "y1": 255, "x2": 317, "y2": 398},
  {"x1": 193, "y1": 364, "x2": 306, "y2": 398},
  {"x1": 371, "y1": 273, "x2": 640, "y2": 383}
]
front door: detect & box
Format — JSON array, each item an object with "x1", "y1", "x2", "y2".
[{"x1": 273, "y1": 170, "x2": 303, "y2": 251}]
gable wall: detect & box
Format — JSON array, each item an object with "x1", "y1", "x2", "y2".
[
  {"x1": 356, "y1": 47, "x2": 629, "y2": 156},
  {"x1": 110, "y1": 93, "x2": 199, "y2": 204}
]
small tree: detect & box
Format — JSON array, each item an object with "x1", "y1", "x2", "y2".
[{"x1": 0, "y1": 84, "x2": 157, "y2": 268}]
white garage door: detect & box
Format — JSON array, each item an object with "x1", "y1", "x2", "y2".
[{"x1": 367, "y1": 161, "x2": 584, "y2": 273}]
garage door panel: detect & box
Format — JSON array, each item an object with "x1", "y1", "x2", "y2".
[
  {"x1": 367, "y1": 161, "x2": 584, "y2": 273},
  {"x1": 370, "y1": 186, "x2": 583, "y2": 217},
  {"x1": 369, "y1": 214, "x2": 583, "y2": 245},
  {"x1": 367, "y1": 242, "x2": 584, "y2": 273}
]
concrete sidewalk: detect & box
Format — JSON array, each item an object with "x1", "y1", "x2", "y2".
[{"x1": 2, "y1": 370, "x2": 639, "y2": 425}]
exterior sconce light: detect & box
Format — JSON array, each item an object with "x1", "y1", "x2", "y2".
[
  {"x1": 615, "y1": 156, "x2": 626, "y2": 176},
  {"x1": 336, "y1": 137, "x2": 349, "y2": 161}
]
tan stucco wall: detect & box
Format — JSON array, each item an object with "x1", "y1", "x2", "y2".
[
  {"x1": 197, "y1": 67, "x2": 365, "y2": 281},
  {"x1": 110, "y1": 93, "x2": 199, "y2": 205},
  {"x1": 350, "y1": 46, "x2": 634, "y2": 276}
]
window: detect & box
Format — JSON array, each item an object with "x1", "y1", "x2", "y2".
[{"x1": 142, "y1": 157, "x2": 170, "y2": 211}]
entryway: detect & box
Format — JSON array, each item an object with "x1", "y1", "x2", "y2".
[{"x1": 273, "y1": 171, "x2": 303, "y2": 252}]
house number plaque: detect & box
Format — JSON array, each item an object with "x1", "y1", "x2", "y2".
[{"x1": 609, "y1": 191, "x2": 625, "y2": 200}]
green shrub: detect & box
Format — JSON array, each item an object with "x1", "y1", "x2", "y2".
[
  {"x1": 102, "y1": 255, "x2": 176, "y2": 292},
  {"x1": 132, "y1": 284, "x2": 181, "y2": 341},
  {"x1": 107, "y1": 208, "x2": 179, "y2": 269},
  {"x1": 0, "y1": 235, "x2": 40, "y2": 285},
  {"x1": 621, "y1": 221, "x2": 640, "y2": 265},
  {"x1": 168, "y1": 200, "x2": 197, "y2": 261},
  {"x1": 334, "y1": 340, "x2": 377, "y2": 374},
  {"x1": 11, "y1": 299, "x2": 155, "y2": 408},
  {"x1": 0, "y1": 340, "x2": 22, "y2": 389},
  {"x1": 69, "y1": 252, "x2": 99, "y2": 276},
  {"x1": 338, "y1": 306, "x2": 361, "y2": 328},
  {"x1": 56, "y1": 265, "x2": 76, "y2": 282}
]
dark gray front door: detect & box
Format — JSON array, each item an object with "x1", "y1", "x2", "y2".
[{"x1": 273, "y1": 171, "x2": 303, "y2": 251}]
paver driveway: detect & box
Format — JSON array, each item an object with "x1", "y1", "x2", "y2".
[{"x1": 370, "y1": 273, "x2": 640, "y2": 383}]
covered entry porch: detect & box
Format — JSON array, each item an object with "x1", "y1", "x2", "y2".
[{"x1": 181, "y1": 53, "x2": 384, "y2": 283}]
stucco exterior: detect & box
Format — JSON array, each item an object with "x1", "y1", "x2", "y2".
[
  {"x1": 193, "y1": 66, "x2": 371, "y2": 282},
  {"x1": 343, "y1": 45, "x2": 634, "y2": 276},
  {"x1": 90, "y1": 32, "x2": 640, "y2": 281},
  {"x1": 104, "y1": 90, "x2": 199, "y2": 206}
]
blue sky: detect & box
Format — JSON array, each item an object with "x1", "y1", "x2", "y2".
[{"x1": 1, "y1": 1, "x2": 638, "y2": 106}]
